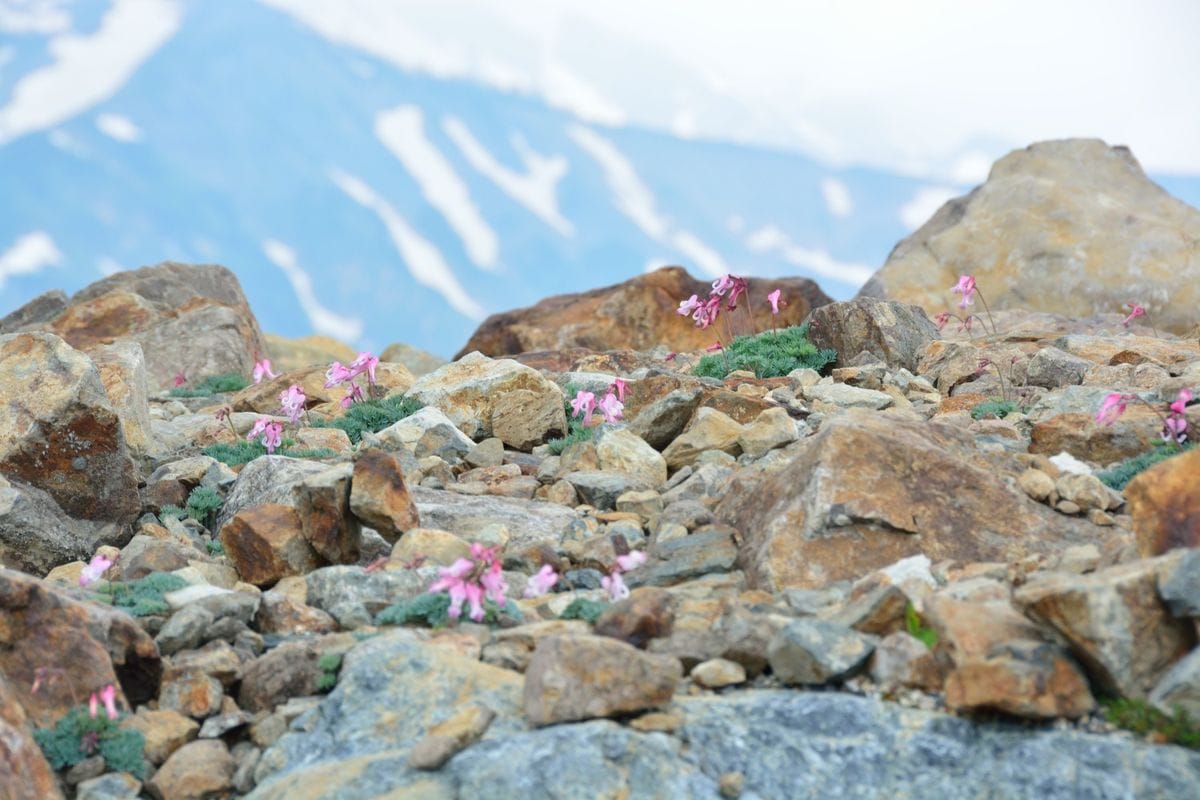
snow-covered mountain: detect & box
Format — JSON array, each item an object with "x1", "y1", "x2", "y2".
[{"x1": 3, "y1": 0, "x2": 1199, "y2": 357}]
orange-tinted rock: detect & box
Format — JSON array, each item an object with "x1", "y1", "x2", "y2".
[
  {"x1": 943, "y1": 640, "x2": 1095, "y2": 719},
  {"x1": 0, "y1": 332, "x2": 139, "y2": 528},
  {"x1": 457, "y1": 266, "x2": 830, "y2": 358},
  {"x1": 219, "y1": 504, "x2": 320, "y2": 587},
  {"x1": 593, "y1": 587, "x2": 676, "y2": 648},
  {"x1": 146, "y1": 739, "x2": 235, "y2": 800},
  {"x1": 1029, "y1": 407, "x2": 1190, "y2": 464},
  {"x1": 292, "y1": 463, "x2": 360, "y2": 564},
  {"x1": 0, "y1": 675, "x2": 64, "y2": 800},
  {"x1": 1125, "y1": 447, "x2": 1200, "y2": 557},
  {"x1": 349, "y1": 449, "x2": 420, "y2": 542},
  {"x1": 0, "y1": 569, "x2": 161, "y2": 728},
  {"x1": 717, "y1": 409, "x2": 1108, "y2": 591}
]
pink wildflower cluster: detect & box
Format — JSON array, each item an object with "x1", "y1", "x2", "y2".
[
  {"x1": 601, "y1": 550, "x2": 647, "y2": 602},
  {"x1": 936, "y1": 275, "x2": 997, "y2": 335},
  {"x1": 571, "y1": 378, "x2": 627, "y2": 427},
  {"x1": 1096, "y1": 388, "x2": 1193, "y2": 445},
  {"x1": 79, "y1": 552, "x2": 115, "y2": 587},
  {"x1": 428, "y1": 543, "x2": 510, "y2": 622},
  {"x1": 88, "y1": 684, "x2": 119, "y2": 721},
  {"x1": 279, "y1": 384, "x2": 307, "y2": 425},
  {"x1": 252, "y1": 357, "x2": 278, "y2": 384},
  {"x1": 676, "y1": 274, "x2": 788, "y2": 355},
  {"x1": 1122, "y1": 303, "x2": 1146, "y2": 327},
  {"x1": 523, "y1": 564, "x2": 559, "y2": 599},
  {"x1": 247, "y1": 418, "x2": 284, "y2": 454},
  {"x1": 325, "y1": 351, "x2": 379, "y2": 409}
]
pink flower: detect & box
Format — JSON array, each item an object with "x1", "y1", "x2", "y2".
[
  {"x1": 934, "y1": 311, "x2": 951, "y2": 331},
  {"x1": 711, "y1": 275, "x2": 736, "y2": 297},
  {"x1": 428, "y1": 545, "x2": 507, "y2": 622},
  {"x1": 253, "y1": 359, "x2": 278, "y2": 384},
  {"x1": 726, "y1": 276, "x2": 749, "y2": 309},
  {"x1": 88, "y1": 691, "x2": 99, "y2": 719},
  {"x1": 951, "y1": 275, "x2": 977, "y2": 310},
  {"x1": 340, "y1": 382, "x2": 365, "y2": 409},
  {"x1": 350, "y1": 352, "x2": 379, "y2": 385},
  {"x1": 523, "y1": 565, "x2": 559, "y2": 598},
  {"x1": 597, "y1": 391, "x2": 624, "y2": 424},
  {"x1": 616, "y1": 550, "x2": 647, "y2": 572},
  {"x1": 601, "y1": 570, "x2": 629, "y2": 602},
  {"x1": 664, "y1": 352, "x2": 677, "y2": 362},
  {"x1": 1169, "y1": 388, "x2": 1193, "y2": 416},
  {"x1": 279, "y1": 384, "x2": 307, "y2": 425},
  {"x1": 1096, "y1": 392, "x2": 1130, "y2": 425},
  {"x1": 324, "y1": 361, "x2": 354, "y2": 388},
  {"x1": 247, "y1": 418, "x2": 284, "y2": 453},
  {"x1": 1163, "y1": 415, "x2": 1188, "y2": 445},
  {"x1": 693, "y1": 296, "x2": 722, "y2": 329},
  {"x1": 571, "y1": 389, "x2": 597, "y2": 427},
  {"x1": 479, "y1": 561, "x2": 509, "y2": 610},
  {"x1": 610, "y1": 378, "x2": 628, "y2": 402},
  {"x1": 79, "y1": 553, "x2": 114, "y2": 587},
  {"x1": 173, "y1": 371, "x2": 187, "y2": 387},
  {"x1": 767, "y1": 289, "x2": 786, "y2": 315},
  {"x1": 705, "y1": 341, "x2": 723, "y2": 352},
  {"x1": 677, "y1": 295, "x2": 702, "y2": 316},
  {"x1": 99, "y1": 683, "x2": 118, "y2": 721},
  {"x1": 1122, "y1": 303, "x2": 1146, "y2": 327}
]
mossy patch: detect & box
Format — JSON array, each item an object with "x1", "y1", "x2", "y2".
[{"x1": 693, "y1": 324, "x2": 836, "y2": 380}]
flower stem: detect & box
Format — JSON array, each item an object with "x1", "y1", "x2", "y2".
[{"x1": 974, "y1": 288, "x2": 998, "y2": 335}]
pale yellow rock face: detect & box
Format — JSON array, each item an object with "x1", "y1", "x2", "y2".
[
  {"x1": 860, "y1": 139, "x2": 1200, "y2": 333},
  {"x1": 265, "y1": 333, "x2": 356, "y2": 372}
]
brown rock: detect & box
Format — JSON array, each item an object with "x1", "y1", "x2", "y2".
[
  {"x1": 661, "y1": 408, "x2": 744, "y2": 470},
  {"x1": 1015, "y1": 555, "x2": 1196, "y2": 697},
  {"x1": 717, "y1": 409, "x2": 1106, "y2": 590},
  {"x1": 523, "y1": 635, "x2": 682, "y2": 726},
  {"x1": 349, "y1": 449, "x2": 420, "y2": 542},
  {"x1": 219, "y1": 504, "x2": 321, "y2": 588},
  {"x1": 407, "y1": 704, "x2": 496, "y2": 770},
  {"x1": 390, "y1": 528, "x2": 471, "y2": 567},
  {"x1": 858, "y1": 139, "x2": 1200, "y2": 334},
  {"x1": 231, "y1": 363, "x2": 414, "y2": 416},
  {"x1": 254, "y1": 590, "x2": 338, "y2": 636},
  {"x1": 943, "y1": 640, "x2": 1095, "y2": 719},
  {"x1": 868, "y1": 632, "x2": 944, "y2": 691},
  {"x1": 690, "y1": 657, "x2": 747, "y2": 688},
  {"x1": 47, "y1": 262, "x2": 267, "y2": 389},
  {"x1": 146, "y1": 739, "x2": 234, "y2": 800},
  {"x1": 159, "y1": 671, "x2": 224, "y2": 719},
  {"x1": 238, "y1": 634, "x2": 355, "y2": 712},
  {"x1": 481, "y1": 620, "x2": 592, "y2": 672},
  {"x1": 1030, "y1": 407, "x2": 1181, "y2": 463},
  {"x1": 120, "y1": 708, "x2": 199, "y2": 765},
  {"x1": 0, "y1": 332, "x2": 139, "y2": 528},
  {"x1": 1125, "y1": 448, "x2": 1200, "y2": 557},
  {"x1": 265, "y1": 333, "x2": 356, "y2": 372},
  {"x1": 457, "y1": 265, "x2": 830, "y2": 357},
  {"x1": 292, "y1": 463, "x2": 360, "y2": 564},
  {"x1": 593, "y1": 587, "x2": 676, "y2": 648},
  {"x1": 0, "y1": 569, "x2": 161, "y2": 728},
  {"x1": 89, "y1": 340, "x2": 154, "y2": 458},
  {"x1": 806, "y1": 297, "x2": 940, "y2": 372},
  {"x1": 0, "y1": 675, "x2": 64, "y2": 800}
]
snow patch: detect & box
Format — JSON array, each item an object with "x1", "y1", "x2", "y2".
[
  {"x1": 262, "y1": 239, "x2": 365, "y2": 342},
  {"x1": 568, "y1": 123, "x2": 728, "y2": 278},
  {"x1": 0, "y1": 0, "x2": 181, "y2": 146},
  {"x1": 0, "y1": 230, "x2": 62, "y2": 290},
  {"x1": 375, "y1": 105, "x2": 499, "y2": 271},
  {"x1": 329, "y1": 168, "x2": 486, "y2": 321},
  {"x1": 899, "y1": 186, "x2": 960, "y2": 230},
  {"x1": 443, "y1": 116, "x2": 574, "y2": 237},
  {"x1": 745, "y1": 225, "x2": 874, "y2": 286},
  {"x1": 821, "y1": 178, "x2": 854, "y2": 217},
  {"x1": 95, "y1": 112, "x2": 141, "y2": 142}
]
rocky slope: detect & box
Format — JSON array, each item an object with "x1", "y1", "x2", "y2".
[{"x1": 2, "y1": 145, "x2": 1200, "y2": 799}]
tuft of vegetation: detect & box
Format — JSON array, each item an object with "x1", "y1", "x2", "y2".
[
  {"x1": 316, "y1": 652, "x2": 343, "y2": 692},
  {"x1": 558, "y1": 597, "x2": 608, "y2": 624},
  {"x1": 375, "y1": 592, "x2": 520, "y2": 628},
  {"x1": 314, "y1": 395, "x2": 424, "y2": 444},
  {"x1": 184, "y1": 485, "x2": 223, "y2": 527},
  {"x1": 546, "y1": 382, "x2": 595, "y2": 455},
  {"x1": 34, "y1": 706, "x2": 146, "y2": 778},
  {"x1": 969, "y1": 399, "x2": 1020, "y2": 420},
  {"x1": 1101, "y1": 698, "x2": 1200, "y2": 749},
  {"x1": 158, "y1": 504, "x2": 185, "y2": 521},
  {"x1": 905, "y1": 603, "x2": 938, "y2": 650},
  {"x1": 201, "y1": 439, "x2": 337, "y2": 467},
  {"x1": 168, "y1": 373, "x2": 249, "y2": 398},
  {"x1": 1097, "y1": 443, "x2": 1194, "y2": 491},
  {"x1": 96, "y1": 572, "x2": 189, "y2": 617},
  {"x1": 693, "y1": 324, "x2": 837, "y2": 380},
  {"x1": 205, "y1": 540, "x2": 225, "y2": 557}
]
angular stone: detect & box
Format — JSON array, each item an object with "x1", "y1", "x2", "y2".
[
  {"x1": 1148, "y1": 647, "x2": 1200, "y2": 719},
  {"x1": 0, "y1": 332, "x2": 139, "y2": 527},
  {"x1": 562, "y1": 470, "x2": 642, "y2": 510},
  {"x1": 408, "y1": 704, "x2": 496, "y2": 770},
  {"x1": 767, "y1": 619, "x2": 878, "y2": 684},
  {"x1": 857, "y1": 139, "x2": 1200, "y2": 334},
  {"x1": 593, "y1": 587, "x2": 676, "y2": 648},
  {"x1": 406, "y1": 352, "x2": 566, "y2": 448},
  {"x1": 1025, "y1": 346, "x2": 1090, "y2": 389},
  {"x1": 254, "y1": 590, "x2": 338, "y2": 635},
  {"x1": 803, "y1": 382, "x2": 893, "y2": 410},
  {"x1": 596, "y1": 428, "x2": 668, "y2": 489},
  {"x1": 1125, "y1": 447, "x2": 1200, "y2": 557},
  {"x1": 1054, "y1": 472, "x2": 1118, "y2": 513},
  {"x1": 627, "y1": 387, "x2": 705, "y2": 451},
  {"x1": 1015, "y1": 556, "x2": 1196, "y2": 697},
  {"x1": 662, "y1": 408, "x2": 744, "y2": 469},
  {"x1": 120, "y1": 708, "x2": 200, "y2": 766},
  {"x1": 366, "y1": 406, "x2": 475, "y2": 461},
  {"x1": 523, "y1": 634, "x2": 682, "y2": 726},
  {"x1": 464, "y1": 437, "x2": 504, "y2": 468},
  {"x1": 220, "y1": 504, "x2": 321, "y2": 588},
  {"x1": 944, "y1": 639, "x2": 1095, "y2": 719},
  {"x1": 380, "y1": 341, "x2": 447, "y2": 377},
  {"x1": 75, "y1": 772, "x2": 141, "y2": 800},
  {"x1": 90, "y1": 340, "x2": 154, "y2": 457},
  {"x1": 390, "y1": 528, "x2": 471, "y2": 567},
  {"x1": 0, "y1": 288, "x2": 68, "y2": 333},
  {"x1": 481, "y1": 620, "x2": 592, "y2": 672},
  {"x1": 718, "y1": 409, "x2": 1105, "y2": 590},
  {"x1": 0, "y1": 675, "x2": 63, "y2": 800},
  {"x1": 1018, "y1": 468, "x2": 1056, "y2": 502},
  {"x1": 807, "y1": 297, "x2": 939, "y2": 372},
  {"x1": 349, "y1": 448, "x2": 419, "y2": 542},
  {"x1": 737, "y1": 406, "x2": 798, "y2": 459},
  {"x1": 238, "y1": 634, "x2": 356, "y2": 712},
  {"x1": 304, "y1": 566, "x2": 433, "y2": 629},
  {"x1": 1159, "y1": 549, "x2": 1200, "y2": 618},
  {"x1": 146, "y1": 739, "x2": 235, "y2": 800},
  {"x1": 264, "y1": 333, "x2": 356, "y2": 372},
  {"x1": 633, "y1": 527, "x2": 739, "y2": 587},
  {"x1": 291, "y1": 462, "x2": 360, "y2": 564},
  {"x1": 869, "y1": 632, "x2": 944, "y2": 691},
  {"x1": 412, "y1": 487, "x2": 580, "y2": 552},
  {"x1": 155, "y1": 604, "x2": 216, "y2": 656},
  {"x1": 0, "y1": 476, "x2": 96, "y2": 575},
  {"x1": 215, "y1": 456, "x2": 330, "y2": 532},
  {"x1": 159, "y1": 670, "x2": 224, "y2": 719},
  {"x1": 691, "y1": 658, "x2": 747, "y2": 689}
]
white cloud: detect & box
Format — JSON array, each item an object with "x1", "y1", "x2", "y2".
[
  {"x1": 262, "y1": 239, "x2": 365, "y2": 342},
  {"x1": 540, "y1": 60, "x2": 625, "y2": 126},
  {"x1": 96, "y1": 256, "x2": 122, "y2": 276},
  {"x1": 329, "y1": 167, "x2": 486, "y2": 321},
  {"x1": 95, "y1": 112, "x2": 142, "y2": 142},
  {"x1": 745, "y1": 225, "x2": 874, "y2": 286},
  {"x1": 0, "y1": 230, "x2": 62, "y2": 290},
  {"x1": 569, "y1": 123, "x2": 729, "y2": 278},
  {"x1": 443, "y1": 116, "x2": 574, "y2": 237},
  {"x1": 0, "y1": 0, "x2": 71, "y2": 34},
  {"x1": 375, "y1": 105, "x2": 499, "y2": 271},
  {"x1": 899, "y1": 186, "x2": 961, "y2": 230},
  {"x1": 0, "y1": 0, "x2": 181, "y2": 147},
  {"x1": 949, "y1": 152, "x2": 994, "y2": 185},
  {"x1": 821, "y1": 178, "x2": 853, "y2": 217}
]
